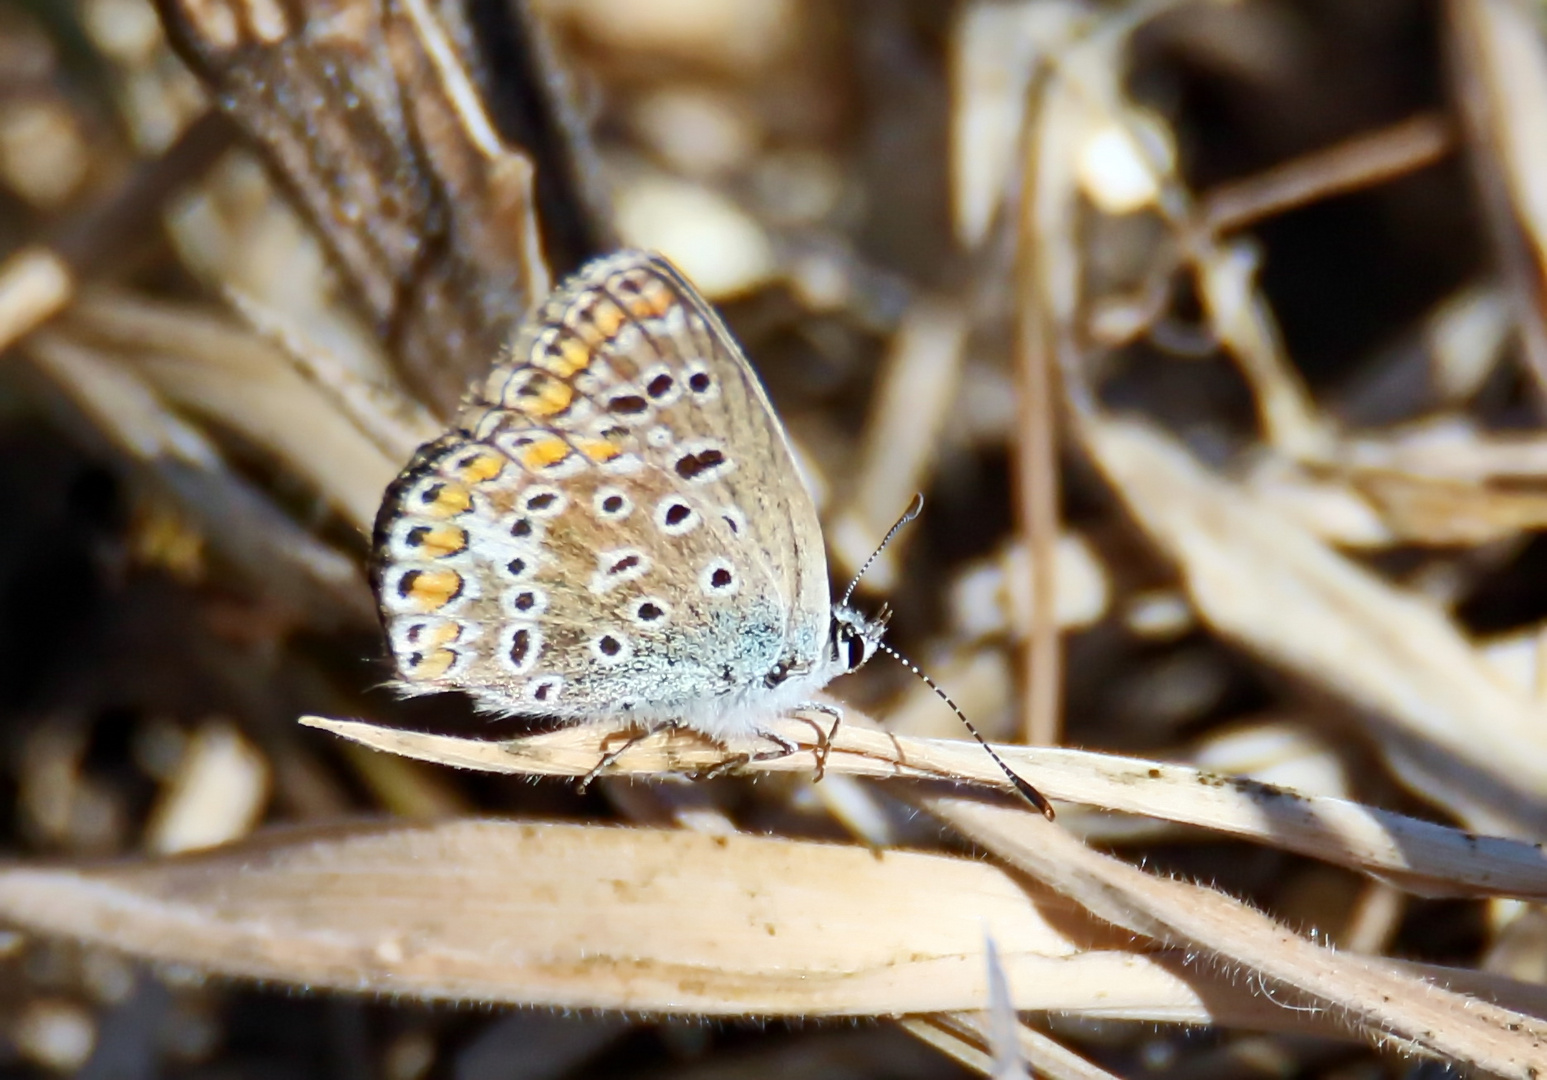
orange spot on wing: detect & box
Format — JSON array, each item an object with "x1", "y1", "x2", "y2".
[
  {"x1": 399, "y1": 568, "x2": 464, "y2": 612},
  {"x1": 454, "y1": 451, "x2": 504, "y2": 484},
  {"x1": 418, "y1": 482, "x2": 473, "y2": 518},
  {"x1": 570, "y1": 295, "x2": 627, "y2": 345},
  {"x1": 624, "y1": 278, "x2": 676, "y2": 320},
  {"x1": 575, "y1": 437, "x2": 623, "y2": 464},
  {"x1": 514, "y1": 372, "x2": 575, "y2": 418},
  {"x1": 407, "y1": 647, "x2": 456, "y2": 678},
  {"x1": 539, "y1": 334, "x2": 596, "y2": 378},
  {"x1": 518, "y1": 436, "x2": 572, "y2": 471},
  {"x1": 590, "y1": 297, "x2": 627, "y2": 337},
  {"x1": 414, "y1": 621, "x2": 461, "y2": 648},
  {"x1": 409, "y1": 524, "x2": 467, "y2": 558}
]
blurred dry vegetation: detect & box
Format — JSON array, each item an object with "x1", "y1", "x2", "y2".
[{"x1": 5, "y1": 0, "x2": 1547, "y2": 1076}]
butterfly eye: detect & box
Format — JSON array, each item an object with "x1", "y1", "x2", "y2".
[{"x1": 843, "y1": 627, "x2": 868, "y2": 671}]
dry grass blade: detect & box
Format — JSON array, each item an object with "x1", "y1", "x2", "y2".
[
  {"x1": 301, "y1": 714, "x2": 1547, "y2": 901},
  {"x1": 62, "y1": 290, "x2": 402, "y2": 532},
  {"x1": 22, "y1": 328, "x2": 374, "y2": 625},
  {"x1": 4, "y1": 802, "x2": 1547, "y2": 1062},
  {"x1": 928, "y1": 798, "x2": 1547, "y2": 1077},
  {"x1": 0, "y1": 818, "x2": 1137, "y2": 1017},
  {"x1": 0, "y1": 814, "x2": 1523, "y2": 1042},
  {"x1": 828, "y1": 296, "x2": 967, "y2": 591},
  {"x1": 1075, "y1": 411, "x2": 1547, "y2": 838},
  {"x1": 1344, "y1": 468, "x2": 1547, "y2": 546},
  {"x1": 1447, "y1": 0, "x2": 1547, "y2": 401}
]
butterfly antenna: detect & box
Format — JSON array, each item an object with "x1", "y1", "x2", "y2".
[
  {"x1": 841, "y1": 493, "x2": 925, "y2": 607},
  {"x1": 877, "y1": 640, "x2": 1056, "y2": 820}
]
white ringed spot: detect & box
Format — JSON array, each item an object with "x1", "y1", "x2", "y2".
[
  {"x1": 630, "y1": 598, "x2": 670, "y2": 626},
  {"x1": 590, "y1": 631, "x2": 633, "y2": 665},
  {"x1": 654, "y1": 497, "x2": 700, "y2": 536},
  {"x1": 501, "y1": 623, "x2": 543, "y2": 675},
  {"x1": 506, "y1": 586, "x2": 548, "y2": 617},
  {"x1": 505, "y1": 514, "x2": 547, "y2": 543},
  {"x1": 527, "y1": 675, "x2": 564, "y2": 704},
  {"x1": 683, "y1": 360, "x2": 719, "y2": 400},
  {"x1": 593, "y1": 488, "x2": 633, "y2": 520},
  {"x1": 673, "y1": 440, "x2": 733, "y2": 483},
  {"x1": 501, "y1": 552, "x2": 538, "y2": 582},
  {"x1": 641, "y1": 364, "x2": 683, "y2": 407},
  {"x1": 521, "y1": 486, "x2": 568, "y2": 518},
  {"x1": 699, "y1": 558, "x2": 740, "y2": 597},
  {"x1": 590, "y1": 548, "x2": 650, "y2": 594}
]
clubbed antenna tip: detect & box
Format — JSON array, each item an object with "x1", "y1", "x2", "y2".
[
  {"x1": 878, "y1": 641, "x2": 1055, "y2": 820},
  {"x1": 841, "y1": 492, "x2": 924, "y2": 607}
]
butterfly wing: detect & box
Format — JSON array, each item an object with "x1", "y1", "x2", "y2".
[{"x1": 371, "y1": 251, "x2": 832, "y2": 732}]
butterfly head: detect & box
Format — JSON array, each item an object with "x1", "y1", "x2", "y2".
[{"x1": 830, "y1": 603, "x2": 888, "y2": 675}]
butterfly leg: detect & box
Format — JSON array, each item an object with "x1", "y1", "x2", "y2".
[
  {"x1": 748, "y1": 730, "x2": 802, "y2": 763},
  {"x1": 697, "y1": 729, "x2": 800, "y2": 781},
  {"x1": 789, "y1": 702, "x2": 842, "y2": 781},
  {"x1": 577, "y1": 723, "x2": 662, "y2": 791}
]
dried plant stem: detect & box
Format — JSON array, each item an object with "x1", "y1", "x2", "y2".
[
  {"x1": 1015, "y1": 72, "x2": 1065, "y2": 749},
  {"x1": 1198, "y1": 113, "x2": 1454, "y2": 237}
]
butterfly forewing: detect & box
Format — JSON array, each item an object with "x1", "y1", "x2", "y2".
[{"x1": 373, "y1": 252, "x2": 832, "y2": 730}]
